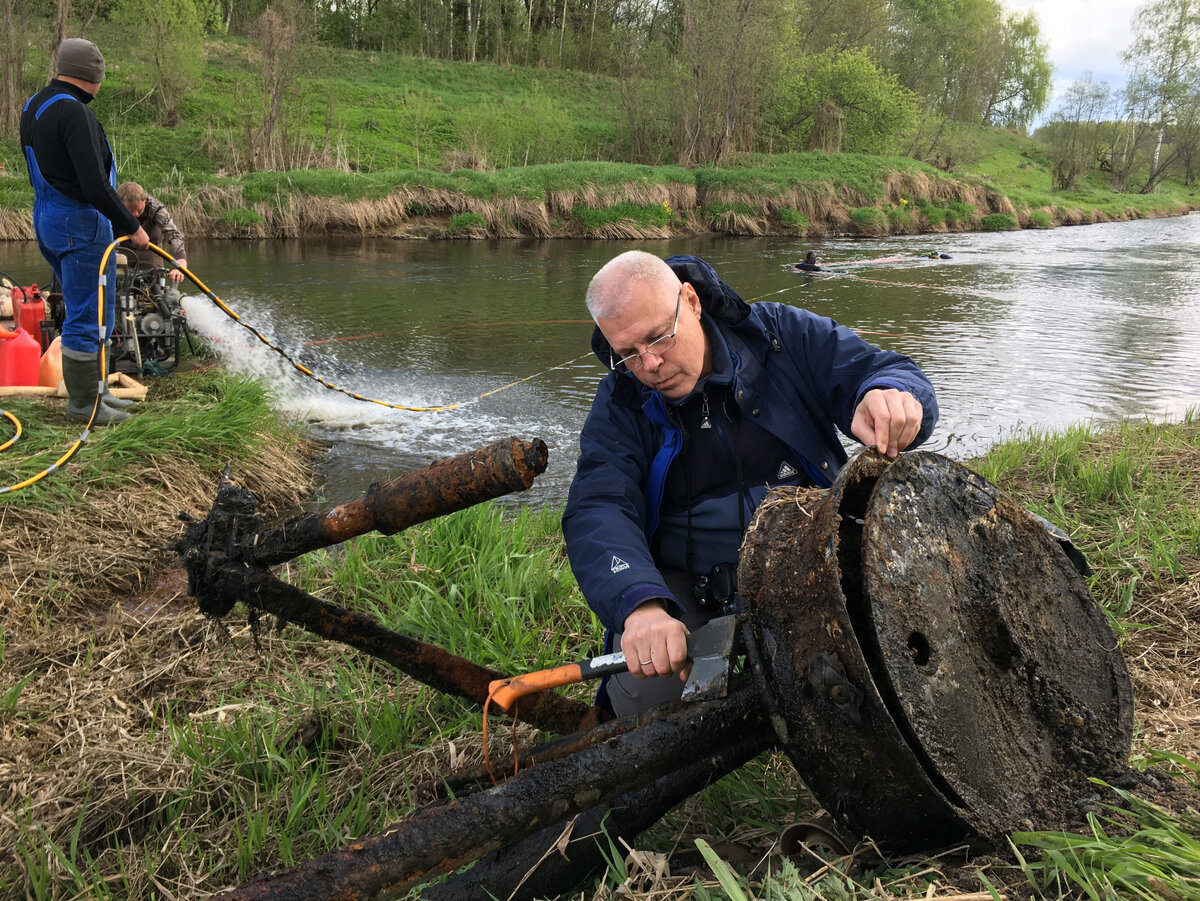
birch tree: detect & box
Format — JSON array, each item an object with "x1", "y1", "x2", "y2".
[{"x1": 1122, "y1": 0, "x2": 1200, "y2": 191}]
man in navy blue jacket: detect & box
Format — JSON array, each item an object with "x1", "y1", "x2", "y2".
[{"x1": 562, "y1": 251, "x2": 938, "y2": 716}]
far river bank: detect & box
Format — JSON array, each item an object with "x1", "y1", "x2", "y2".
[{"x1": 1, "y1": 156, "x2": 1196, "y2": 243}]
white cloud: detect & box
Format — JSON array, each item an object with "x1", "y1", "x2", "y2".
[{"x1": 1002, "y1": 0, "x2": 1143, "y2": 103}]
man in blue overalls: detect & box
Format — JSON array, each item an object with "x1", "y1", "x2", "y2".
[{"x1": 20, "y1": 38, "x2": 149, "y2": 424}]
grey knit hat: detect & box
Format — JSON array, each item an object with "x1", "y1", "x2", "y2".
[{"x1": 56, "y1": 38, "x2": 105, "y2": 83}]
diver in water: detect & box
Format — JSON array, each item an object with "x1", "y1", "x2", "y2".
[{"x1": 793, "y1": 251, "x2": 829, "y2": 273}]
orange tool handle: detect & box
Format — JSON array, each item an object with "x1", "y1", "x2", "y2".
[
  {"x1": 488, "y1": 650, "x2": 629, "y2": 711},
  {"x1": 489, "y1": 664, "x2": 585, "y2": 711}
]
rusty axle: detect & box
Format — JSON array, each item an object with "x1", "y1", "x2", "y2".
[
  {"x1": 198, "y1": 558, "x2": 601, "y2": 735},
  {"x1": 419, "y1": 731, "x2": 771, "y2": 901},
  {"x1": 248, "y1": 437, "x2": 548, "y2": 565},
  {"x1": 218, "y1": 688, "x2": 769, "y2": 901}
]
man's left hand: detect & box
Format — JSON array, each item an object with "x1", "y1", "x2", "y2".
[
  {"x1": 169, "y1": 259, "x2": 187, "y2": 284},
  {"x1": 850, "y1": 388, "x2": 923, "y2": 458}
]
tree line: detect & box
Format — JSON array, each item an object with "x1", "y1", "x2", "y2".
[{"x1": 0, "y1": 0, "x2": 1194, "y2": 193}]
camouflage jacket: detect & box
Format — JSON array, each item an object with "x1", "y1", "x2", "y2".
[{"x1": 134, "y1": 194, "x2": 186, "y2": 268}]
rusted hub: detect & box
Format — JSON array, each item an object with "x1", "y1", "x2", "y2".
[{"x1": 739, "y1": 451, "x2": 1133, "y2": 851}]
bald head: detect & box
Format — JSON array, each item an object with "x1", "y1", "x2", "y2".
[{"x1": 586, "y1": 251, "x2": 680, "y2": 321}]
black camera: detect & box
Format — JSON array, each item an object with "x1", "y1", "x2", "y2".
[{"x1": 693, "y1": 563, "x2": 740, "y2": 614}]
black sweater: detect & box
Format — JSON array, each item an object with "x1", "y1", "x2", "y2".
[{"x1": 20, "y1": 80, "x2": 140, "y2": 237}]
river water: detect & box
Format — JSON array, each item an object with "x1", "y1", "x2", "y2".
[{"x1": 5, "y1": 215, "x2": 1199, "y2": 508}]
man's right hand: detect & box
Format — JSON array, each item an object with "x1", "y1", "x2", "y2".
[
  {"x1": 129, "y1": 226, "x2": 150, "y2": 249},
  {"x1": 621, "y1": 600, "x2": 691, "y2": 682}
]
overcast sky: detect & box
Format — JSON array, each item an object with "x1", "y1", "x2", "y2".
[{"x1": 1001, "y1": 0, "x2": 1145, "y2": 114}]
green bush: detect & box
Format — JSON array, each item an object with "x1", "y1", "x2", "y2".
[
  {"x1": 574, "y1": 201, "x2": 672, "y2": 229},
  {"x1": 446, "y1": 211, "x2": 487, "y2": 233},
  {"x1": 1028, "y1": 209, "x2": 1053, "y2": 228},
  {"x1": 981, "y1": 212, "x2": 1018, "y2": 231},
  {"x1": 944, "y1": 200, "x2": 978, "y2": 228},
  {"x1": 778, "y1": 208, "x2": 810, "y2": 232},
  {"x1": 848, "y1": 205, "x2": 886, "y2": 233},
  {"x1": 219, "y1": 207, "x2": 264, "y2": 227},
  {"x1": 915, "y1": 198, "x2": 946, "y2": 228},
  {"x1": 886, "y1": 204, "x2": 913, "y2": 230}
]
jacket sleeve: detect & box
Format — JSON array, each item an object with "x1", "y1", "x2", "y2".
[
  {"x1": 766, "y1": 303, "x2": 939, "y2": 448},
  {"x1": 562, "y1": 377, "x2": 682, "y2": 635},
  {"x1": 149, "y1": 198, "x2": 187, "y2": 259}
]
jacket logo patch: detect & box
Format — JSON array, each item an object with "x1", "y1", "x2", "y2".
[
  {"x1": 610, "y1": 556, "x2": 630, "y2": 574},
  {"x1": 777, "y1": 461, "x2": 799, "y2": 480}
]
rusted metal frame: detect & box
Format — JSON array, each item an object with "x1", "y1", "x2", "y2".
[
  {"x1": 419, "y1": 728, "x2": 774, "y2": 901},
  {"x1": 217, "y1": 687, "x2": 765, "y2": 901},
  {"x1": 424, "y1": 674, "x2": 751, "y2": 801},
  {"x1": 248, "y1": 437, "x2": 549, "y2": 565},
  {"x1": 200, "y1": 560, "x2": 602, "y2": 735}
]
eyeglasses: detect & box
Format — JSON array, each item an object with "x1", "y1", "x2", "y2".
[{"x1": 610, "y1": 289, "x2": 681, "y2": 373}]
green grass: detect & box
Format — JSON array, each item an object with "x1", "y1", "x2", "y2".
[
  {"x1": 981, "y1": 212, "x2": 1019, "y2": 231},
  {"x1": 1012, "y1": 758, "x2": 1200, "y2": 901},
  {"x1": 574, "y1": 200, "x2": 673, "y2": 230},
  {"x1": 0, "y1": 370, "x2": 288, "y2": 508},
  {"x1": 294, "y1": 501, "x2": 597, "y2": 671},
  {"x1": 778, "y1": 208, "x2": 810, "y2": 232},
  {"x1": 219, "y1": 206, "x2": 264, "y2": 227},
  {"x1": 445, "y1": 210, "x2": 486, "y2": 233},
  {"x1": 964, "y1": 125, "x2": 1056, "y2": 192},
  {"x1": 848, "y1": 205, "x2": 887, "y2": 232},
  {"x1": 695, "y1": 151, "x2": 939, "y2": 202},
  {"x1": 705, "y1": 200, "x2": 759, "y2": 218}
]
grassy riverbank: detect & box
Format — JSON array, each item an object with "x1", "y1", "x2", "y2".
[
  {"x1": 1, "y1": 37, "x2": 1197, "y2": 242},
  {"x1": 3, "y1": 151, "x2": 1192, "y2": 244},
  {"x1": 0, "y1": 363, "x2": 1197, "y2": 898}
]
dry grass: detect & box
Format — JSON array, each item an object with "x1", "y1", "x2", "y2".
[
  {"x1": 0, "y1": 600, "x2": 456, "y2": 898},
  {"x1": 1127, "y1": 579, "x2": 1200, "y2": 761},
  {"x1": 0, "y1": 392, "x2": 324, "y2": 897},
  {"x1": 0, "y1": 210, "x2": 35, "y2": 241},
  {"x1": 0, "y1": 435, "x2": 313, "y2": 616}
]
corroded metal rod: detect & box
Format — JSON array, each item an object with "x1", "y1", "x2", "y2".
[
  {"x1": 419, "y1": 728, "x2": 772, "y2": 901},
  {"x1": 217, "y1": 688, "x2": 768, "y2": 901},
  {"x1": 177, "y1": 436, "x2": 597, "y2": 734},
  {"x1": 249, "y1": 437, "x2": 548, "y2": 565},
  {"x1": 200, "y1": 561, "x2": 602, "y2": 735},
  {"x1": 425, "y1": 689, "x2": 712, "y2": 801}
]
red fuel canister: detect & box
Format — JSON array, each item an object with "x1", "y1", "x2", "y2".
[
  {"x1": 13, "y1": 285, "x2": 46, "y2": 345},
  {"x1": 0, "y1": 327, "x2": 42, "y2": 387}
]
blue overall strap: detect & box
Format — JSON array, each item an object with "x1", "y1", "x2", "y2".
[{"x1": 26, "y1": 92, "x2": 78, "y2": 119}]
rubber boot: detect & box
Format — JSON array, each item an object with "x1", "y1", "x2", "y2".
[
  {"x1": 61, "y1": 353, "x2": 130, "y2": 425},
  {"x1": 98, "y1": 342, "x2": 134, "y2": 410}
]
